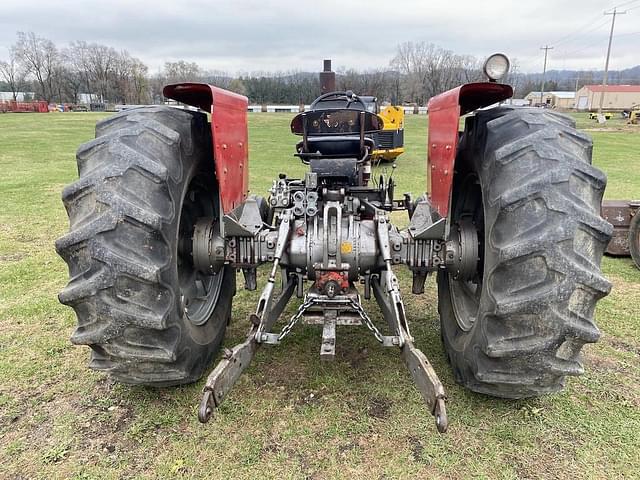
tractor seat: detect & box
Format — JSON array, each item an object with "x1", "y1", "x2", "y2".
[{"x1": 296, "y1": 136, "x2": 375, "y2": 158}]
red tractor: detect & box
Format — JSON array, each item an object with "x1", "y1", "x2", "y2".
[{"x1": 56, "y1": 55, "x2": 612, "y2": 432}]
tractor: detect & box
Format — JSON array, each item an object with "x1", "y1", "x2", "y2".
[
  {"x1": 360, "y1": 96, "x2": 405, "y2": 162},
  {"x1": 56, "y1": 54, "x2": 612, "y2": 432}
]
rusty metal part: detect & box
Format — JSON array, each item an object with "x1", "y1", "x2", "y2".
[
  {"x1": 601, "y1": 200, "x2": 640, "y2": 256},
  {"x1": 320, "y1": 59, "x2": 335, "y2": 95},
  {"x1": 315, "y1": 270, "x2": 349, "y2": 297}
]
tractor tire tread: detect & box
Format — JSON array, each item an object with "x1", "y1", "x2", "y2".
[
  {"x1": 56, "y1": 106, "x2": 232, "y2": 386},
  {"x1": 439, "y1": 107, "x2": 612, "y2": 398}
]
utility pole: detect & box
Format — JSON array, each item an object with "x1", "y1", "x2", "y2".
[
  {"x1": 598, "y1": 7, "x2": 626, "y2": 115},
  {"x1": 540, "y1": 45, "x2": 553, "y2": 106},
  {"x1": 573, "y1": 77, "x2": 580, "y2": 109}
]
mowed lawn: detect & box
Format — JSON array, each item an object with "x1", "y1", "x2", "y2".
[{"x1": 0, "y1": 110, "x2": 639, "y2": 479}]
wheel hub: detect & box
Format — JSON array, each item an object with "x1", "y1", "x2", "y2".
[
  {"x1": 192, "y1": 218, "x2": 226, "y2": 275},
  {"x1": 445, "y1": 218, "x2": 479, "y2": 282},
  {"x1": 177, "y1": 178, "x2": 224, "y2": 326}
]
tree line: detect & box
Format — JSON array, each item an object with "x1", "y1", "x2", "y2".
[{"x1": 1, "y1": 32, "x2": 638, "y2": 106}]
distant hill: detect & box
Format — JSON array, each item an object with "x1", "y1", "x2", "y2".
[{"x1": 517, "y1": 65, "x2": 640, "y2": 89}]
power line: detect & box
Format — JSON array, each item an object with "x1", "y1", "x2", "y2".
[
  {"x1": 547, "y1": 0, "x2": 638, "y2": 49},
  {"x1": 558, "y1": 34, "x2": 611, "y2": 59},
  {"x1": 549, "y1": 13, "x2": 605, "y2": 48},
  {"x1": 518, "y1": 1, "x2": 637, "y2": 74},
  {"x1": 555, "y1": 17, "x2": 612, "y2": 50},
  {"x1": 549, "y1": 0, "x2": 638, "y2": 60},
  {"x1": 612, "y1": 0, "x2": 640, "y2": 9}
]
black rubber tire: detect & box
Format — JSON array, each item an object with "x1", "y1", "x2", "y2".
[
  {"x1": 56, "y1": 106, "x2": 234, "y2": 386},
  {"x1": 438, "y1": 107, "x2": 613, "y2": 398},
  {"x1": 630, "y1": 212, "x2": 640, "y2": 269}
]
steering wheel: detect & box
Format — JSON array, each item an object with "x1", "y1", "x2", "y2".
[{"x1": 310, "y1": 90, "x2": 367, "y2": 110}]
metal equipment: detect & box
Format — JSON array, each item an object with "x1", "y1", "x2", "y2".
[
  {"x1": 56, "y1": 55, "x2": 613, "y2": 433},
  {"x1": 359, "y1": 95, "x2": 405, "y2": 162},
  {"x1": 601, "y1": 200, "x2": 640, "y2": 268},
  {"x1": 320, "y1": 61, "x2": 404, "y2": 163}
]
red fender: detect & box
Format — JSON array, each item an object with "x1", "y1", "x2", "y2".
[
  {"x1": 427, "y1": 82, "x2": 513, "y2": 218},
  {"x1": 163, "y1": 83, "x2": 249, "y2": 213}
]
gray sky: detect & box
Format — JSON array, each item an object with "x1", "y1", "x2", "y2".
[{"x1": 1, "y1": 0, "x2": 638, "y2": 75}]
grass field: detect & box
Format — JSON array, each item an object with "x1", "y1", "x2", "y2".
[{"x1": 0, "y1": 110, "x2": 639, "y2": 479}]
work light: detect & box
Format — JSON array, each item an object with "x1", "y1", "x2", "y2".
[{"x1": 483, "y1": 53, "x2": 510, "y2": 81}]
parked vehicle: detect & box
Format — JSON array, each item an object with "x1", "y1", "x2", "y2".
[{"x1": 56, "y1": 54, "x2": 612, "y2": 432}]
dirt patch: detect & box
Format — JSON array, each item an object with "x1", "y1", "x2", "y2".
[
  {"x1": 609, "y1": 277, "x2": 640, "y2": 296},
  {"x1": 407, "y1": 435, "x2": 424, "y2": 462},
  {"x1": 584, "y1": 351, "x2": 628, "y2": 374},
  {"x1": 260, "y1": 442, "x2": 281, "y2": 457},
  {"x1": 338, "y1": 441, "x2": 357, "y2": 455},
  {"x1": 604, "y1": 336, "x2": 640, "y2": 356},
  {"x1": 296, "y1": 390, "x2": 324, "y2": 407},
  {"x1": 583, "y1": 127, "x2": 637, "y2": 132},
  {"x1": 340, "y1": 346, "x2": 369, "y2": 369},
  {"x1": 252, "y1": 358, "x2": 308, "y2": 389},
  {"x1": 367, "y1": 396, "x2": 392, "y2": 419},
  {"x1": 0, "y1": 253, "x2": 26, "y2": 262},
  {"x1": 14, "y1": 234, "x2": 36, "y2": 244}
]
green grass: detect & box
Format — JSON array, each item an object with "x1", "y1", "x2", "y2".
[{"x1": 0, "y1": 110, "x2": 639, "y2": 479}]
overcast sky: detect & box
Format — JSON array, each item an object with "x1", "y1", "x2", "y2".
[{"x1": 1, "y1": 0, "x2": 638, "y2": 75}]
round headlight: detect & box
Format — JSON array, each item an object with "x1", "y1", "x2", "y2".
[{"x1": 483, "y1": 53, "x2": 510, "y2": 81}]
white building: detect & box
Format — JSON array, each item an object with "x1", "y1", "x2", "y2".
[
  {"x1": 524, "y1": 91, "x2": 575, "y2": 109},
  {"x1": 0, "y1": 92, "x2": 35, "y2": 102}
]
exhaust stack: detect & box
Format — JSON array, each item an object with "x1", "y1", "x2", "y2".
[{"x1": 320, "y1": 59, "x2": 336, "y2": 95}]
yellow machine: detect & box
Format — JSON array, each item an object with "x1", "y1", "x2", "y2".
[
  {"x1": 374, "y1": 105, "x2": 405, "y2": 162},
  {"x1": 627, "y1": 105, "x2": 639, "y2": 125},
  {"x1": 589, "y1": 112, "x2": 612, "y2": 120},
  {"x1": 360, "y1": 96, "x2": 405, "y2": 162}
]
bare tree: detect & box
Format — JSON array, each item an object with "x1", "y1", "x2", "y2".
[
  {"x1": 336, "y1": 69, "x2": 396, "y2": 103},
  {"x1": 14, "y1": 31, "x2": 61, "y2": 102},
  {"x1": 227, "y1": 78, "x2": 247, "y2": 96},
  {"x1": 112, "y1": 50, "x2": 134, "y2": 103},
  {"x1": 59, "y1": 66, "x2": 84, "y2": 103},
  {"x1": 128, "y1": 58, "x2": 150, "y2": 104},
  {"x1": 391, "y1": 41, "x2": 482, "y2": 105},
  {"x1": 164, "y1": 60, "x2": 201, "y2": 83},
  {"x1": 202, "y1": 69, "x2": 232, "y2": 89},
  {"x1": 0, "y1": 47, "x2": 25, "y2": 101},
  {"x1": 88, "y1": 43, "x2": 117, "y2": 102},
  {"x1": 67, "y1": 41, "x2": 95, "y2": 102}
]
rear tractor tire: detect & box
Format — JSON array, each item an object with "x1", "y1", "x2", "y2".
[
  {"x1": 56, "y1": 106, "x2": 234, "y2": 386},
  {"x1": 438, "y1": 107, "x2": 613, "y2": 398}
]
